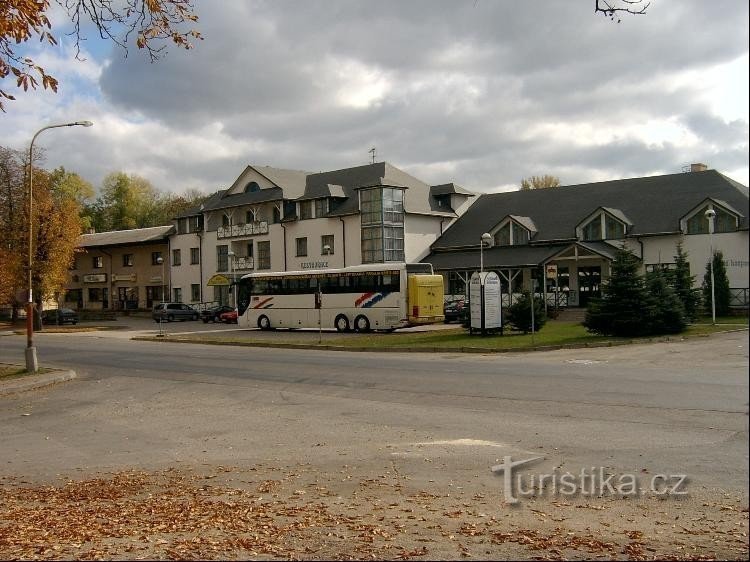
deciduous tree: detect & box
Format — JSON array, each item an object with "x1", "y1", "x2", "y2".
[
  {"x1": 520, "y1": 175, "x2": 561, "y2": 190},
  {"x1": 0, "y1": 0, "x2": 201, "y2": 111}
]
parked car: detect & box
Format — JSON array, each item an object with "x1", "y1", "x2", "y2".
[
  {"x1": 218, "y1": 309, "x2": 238, "y2": 324},
  {"x1": 443, "y1": 298, "x2": 465, "y2": 323},
  {"x1": 42, "y1": 308, "x2": 79, "y2": 325},
  {"x1": 200, "y1": 305, "x2": 234, "y2": 323},
  {"x1": 152, "y1": 303, "x2": 199, "y2": 322}
]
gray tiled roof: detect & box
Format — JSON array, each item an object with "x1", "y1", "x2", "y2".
[
  {"x1": 432, "y1": 170, "x2": 749, "y2": 250},
  {"x1": 79, "y1": 225, "x2": 173, "y2": 247},
  {"x1": 426, "y1": 245, "x2": 564, "y2": 270}
]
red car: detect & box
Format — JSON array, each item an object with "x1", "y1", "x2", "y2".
[{"x1": 218, "y1": 310, "x2": 238, "y2": 324}]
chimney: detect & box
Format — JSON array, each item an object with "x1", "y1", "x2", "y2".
[{"x1": 690, "y1": 163, "x2": 708, "y2": 173}]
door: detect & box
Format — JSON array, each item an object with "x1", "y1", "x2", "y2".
[
  {"x1": 577, "y1": 266, "x2": 601, "y2": 307},
  {"x1": 102, "y1": 288, "x2": 109, "y2": 309}
]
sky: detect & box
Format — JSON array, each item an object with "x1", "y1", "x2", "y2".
[{"x1": 1, "y1": 0, "x2": 748, "y2": 196}]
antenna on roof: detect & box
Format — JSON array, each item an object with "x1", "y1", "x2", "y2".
[{"x1": 369, "y1": 147, "x2": 376, "y2": 164}]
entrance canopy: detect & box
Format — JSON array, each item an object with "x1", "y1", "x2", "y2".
[{"x1": 207, "y1": 273, "x2": 245, "y2": 286}]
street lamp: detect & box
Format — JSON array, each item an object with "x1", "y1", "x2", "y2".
[
  {"x1": 705, "y1": 208, "x2": 717, "y2": 325},
  {"x1": 318, "y1": 244, "x2": 331, "y2": 344},
  {"x1": 25, "y1": 120, "x2": 93, "y2": 372},
  {"x1": 228, "y1": 249, "x2": 236, "y2": 310},
  {"x1": 479, "y1": 232, "x2": 492, "y2": 273},
  {"x1": 156, "y1": 255, "x2": 165, "y2": 337}
]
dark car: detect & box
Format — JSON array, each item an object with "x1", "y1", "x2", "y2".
[
  {"x1": 152, "y1": 303, "x2": 199, "y2": 322},
  {"x1": 200, "y1": 305, "x2": 234, "y2": 323},
  {"x1": 443, "y1": 298, "x2": 465, "y2": 323},
  {"x1": 218, "y1": 310, "x2": 238, "y2": 324},
  {"x1": 42, "y1": 308, "x2": 79, "y2": 325}
]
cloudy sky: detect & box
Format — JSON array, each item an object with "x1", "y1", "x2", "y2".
[{"x1": 1, "y1": 0, "x2": 748, "y2": 195}]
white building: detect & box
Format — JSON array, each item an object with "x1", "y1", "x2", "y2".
[{"x1": 169, "y1": 162, "x2": 475, "y2": 305}]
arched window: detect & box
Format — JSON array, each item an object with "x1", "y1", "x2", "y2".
[{"x1": 245, "y1": 181, "x2": 261, "y2": 193}]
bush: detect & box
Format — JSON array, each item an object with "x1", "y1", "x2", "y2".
[{"x1": 506, "y1": 291, "x2": 546, "y2": 333}]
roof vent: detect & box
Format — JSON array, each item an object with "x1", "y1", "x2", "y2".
[{"x1": 690, "y1": 163, "x2": 708, "y2": 173}]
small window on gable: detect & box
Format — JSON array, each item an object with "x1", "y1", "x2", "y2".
[
  {"x1": 245, "y1": 182, "x2": 261, "y2": 193},
  {"x1": 686, "y1": 204, "x2": 738, "y2": 234},
  {"x1": 581, "y1": 217, "x2": 601, "y2": 241},
  {"x1": 493, "y1": 220, "x2": 530, "y2": 246},
  {"x1": 605, "y1": 215, "x2": 626, "y2": 239}
]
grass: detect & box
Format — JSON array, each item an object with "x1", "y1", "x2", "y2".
[
  {"x1": 164, "y1": 319, "x2": 747, "y2": 352},
  {"x1": 0, "y1": 365, "x2": 35, "y2": 381}
]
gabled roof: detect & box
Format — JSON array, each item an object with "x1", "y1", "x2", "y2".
[
  {"x1": 432, "y1": 169, "x2": 749, "y2": 250},
  {"x1": 79, "y1": 226, "x2": 173, "y2": 248}
]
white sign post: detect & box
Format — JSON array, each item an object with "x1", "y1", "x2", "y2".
[{"x1": 469, "y1": 271, "x2": 502, "y2": 335}]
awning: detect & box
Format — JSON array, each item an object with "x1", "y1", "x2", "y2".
[{"x1": 207, "y1": 273, "x2": 245, "y2": 286}]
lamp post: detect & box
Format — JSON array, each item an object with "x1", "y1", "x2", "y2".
[
  {"x1": 228, "y1": 249, "x2": 236, "y2": 311},
  {"x1": 318, "y1": 245, "x2": 331, "y2": 344},
  {"x1": 156, "y1": 255, "x2": 165, "y2": 337},
  {"x1": 479, "y1": 232, "x2": 492, "y2": 274},
  {"x1": 705, "y1": 208, "x2": 717, "y2": 325},
  {"x1": 25, "y1": 121, "x2": 93, "y2": 372}
]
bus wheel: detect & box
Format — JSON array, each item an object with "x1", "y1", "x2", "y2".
[
  {"x1": 258, "y1": 315, "x2": 271, "y2": 330},
  {"x1": 335, "y1": 314, "x2": 350, "y2": 333},
  {"x1": 354, "y1": 315, "x2": 370, "y2": 333}
]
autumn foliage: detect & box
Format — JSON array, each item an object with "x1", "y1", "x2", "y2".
[{"x1": 0, "y1": 0, "x2": 201, "y2": 111}]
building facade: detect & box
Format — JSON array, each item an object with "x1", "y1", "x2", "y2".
[
  {"x1": 65, "y1": 227, "x2": 172, "y2": 311},
  {"x1": 424, "y1": 166, "x2": 749, "y2": 309},
  {"x1": 169, "y1": 162, "x2": 475, "y2": 306}
]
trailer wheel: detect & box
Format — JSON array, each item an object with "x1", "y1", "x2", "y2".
[
  {"x1": 335, "y1": 314, "x2": 350, "y2": 333},
  {"x1": 258, "y1": 315, "x2": 272, "y2": 330},
  {"x1": 354, "y1": 315, "x2": 370, "y2": 333}
]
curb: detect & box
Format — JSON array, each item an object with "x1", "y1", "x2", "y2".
[
  {"x1": 0, "y1": 368, "x2": 77, "y2": 396},
  {"x1": 131, "y1": 327, "x2": 748, "y2": 354}
]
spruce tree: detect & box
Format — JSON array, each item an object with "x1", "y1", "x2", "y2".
[
  {"x1": 506, "y1": 291, "x2": 547, "y2": 333},
  {"x1": 703, "y1": 250, "x2": 731, "y2": 316},
  {"x1": 584, "y1": 247, "x2": 657, "y2": 337},
  {"x1": 672, "y1": 242, "x2": 701, "y2": 322},
  {"x1": 645, "y1": 269, "x2": 687, "y2": 334}
]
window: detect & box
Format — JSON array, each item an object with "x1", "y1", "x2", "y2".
[
  {"x1": 177, "y1": 218, "x2": 188, "y2": 234},
  {"x1": 494, "y1": 223, "x2": 510, "y2": 246},
  {"x1": 257, "y1": 241, "x2": 271, "y2": 270},
  {"x1": 92, "y1": 256, "x2": 103, "y2": 269},
  {"x1": 645, "y1": 263, "x2": 677, "y2": 273},
  {"x1": 122, "y1": 254, "x2": 134, "y2": 267},
  {"x1": 321, "y1": 234, "x2": 334, "y2": 255},
  {"x1": 605, "y1": 215, "x2": 626, "y2": 239},
  {"x1": 151, "y1": 251, "x2": 163, "y2": 265},
  {"x1": 191, "y1": 216, "x2": 204, "y2": 232},
  {"x1": 64, "y1": 289, "x2": 83, "y2": 304},
  {"x1": 222, "y1": 215, "x2": 230, "y2": 227},
  {"x1": 686, "y1": 204, "x2": 738, "y2": 234},
  {"x1": 296, "y1": 237, "x2": 308, "y2": 257},
  {"x1": 172, "y1": 249, "x2": 181, "y2": 266},
  {"x1": 246, "y1": 242, "x2": 254, "y2": 258},
  {"x1": 360, "y1": 187, "x2": 406, "y2": 263},
  {"x1": 283, "y1": 201, "x2": 296, "y2": 220},
  {"x1": 299, "y1": 200, "x2": 314, "y2": 220},
  {"x1": 217, "y1": 245, "x2": 228, "y2": 272},
  {"x1": 190, "y1": 247, "x2": 200, "y2": 265},
  {"x1": 493, "y1": 221, "x2": 530, "y2": 246},
  {"x1": 245, "y1": 181, "x2": 260, "y2": 193},
  {"x1": 88, "y1": 288, "x2": 102, "y2": 302},
  {"x1": 246, "y1": 210, "x2": 254, "y2": 224},
  {"x1": 191, "y1": 284, "x2": 201, "y2": 302},
  {"x1": 173, "y1": 288, "x2": 182, "y2": 303},
  {"x1": 581, "y1": 217, "x2": 602, "y2": 241},
  {"x1": 272, "y1": 206, "x2": 281, "y2": 223},
  {"x1": 315, "y1": 199, "x2": 328, "y2": 218}
]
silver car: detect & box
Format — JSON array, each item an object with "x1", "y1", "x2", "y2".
[{"x1": 152, "y1": 303, "x2": 199, "y2": 322}]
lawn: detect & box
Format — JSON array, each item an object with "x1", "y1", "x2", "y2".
[{"x1": 165, "y1": 319, "x2": 747, "y2": 352}]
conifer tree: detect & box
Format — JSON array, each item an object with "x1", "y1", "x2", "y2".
[
  {"x1": 506, "y1": 291, "x2": 547, "y2": 333},
  {"x1": 703, "y1": 251, "x2": 731, "y2": 316},
  {"x1": 584, "y1": 247, "x2": 657, "y2": 337},
  {"x1": 672, "y1": 242, "x2": 701, "y2": 322},
  {"x1": 645, "y1": 269, "x2": 687, "y2": 334}
]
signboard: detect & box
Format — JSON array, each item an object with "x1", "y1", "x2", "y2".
[
  {"x1": 83, "y1": 274, "x2": 107, "y2": 283},
  {"x1": 207, "y1": 274, "x2": 230, "y2": 286},
  {"x1": 545, "y1": 264, "x2": 558, "y2": 279},
  {"x1": 112, "y1": 274, "x2": 136, "y2": 282},
  {"x1": 469, "y1": 271, "x2": 502, "y2": 332}
]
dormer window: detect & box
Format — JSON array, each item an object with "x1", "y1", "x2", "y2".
[
  {"x1": 492, "y1": 218, "x2": 532, "y2": 246},
  {"x1": 578, "y1": 210, "x2": 628, "y2": 241},
  {"x1": 244, "y1": 181, "x2": 261, "y2": 193},
  {"x1": 685, "y1": 203, "x2": 738, "y2": 234}
]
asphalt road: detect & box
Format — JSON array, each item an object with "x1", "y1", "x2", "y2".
[{"x1": 0, "y1": 327, "x2": 747, "y2": 497}]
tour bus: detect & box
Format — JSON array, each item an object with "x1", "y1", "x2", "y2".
[{"x1": 237, "y1": 263, "x2": 444, "y2": 332}]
